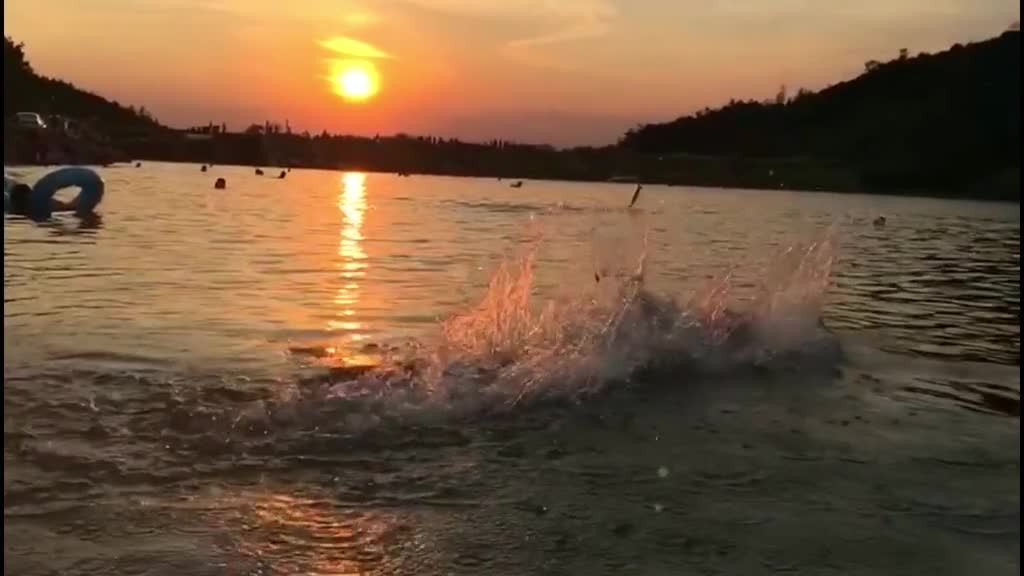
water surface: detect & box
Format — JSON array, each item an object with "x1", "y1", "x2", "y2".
[{"x1": 4, "y1": 163, "x2": 1020, "y2": 575}]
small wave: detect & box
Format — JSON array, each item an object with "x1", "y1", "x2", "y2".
[
  {"x1": 442, "y1": 199, "x2": 648, "y2": 216},
  {"x1": 444, "y1": 199, "x2": 547, "y2": 214},
  {"x1": 276, "y1": 227, "x2": 840, "y2": 428},
  {"x1": 9, "y1": 227, "x2": 840, "y2": 456}
]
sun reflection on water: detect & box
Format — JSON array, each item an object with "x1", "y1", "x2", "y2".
[
  {"x1": 210, "y1": 491, "x2": 407, "y2": 575},
  {"x1": 330, "y1": 172, "x2": 369, "y2": 339}
]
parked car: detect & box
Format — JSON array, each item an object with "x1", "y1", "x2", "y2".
[{"x1": 14, "y1": 112, "x2": 47, "y2": 131}]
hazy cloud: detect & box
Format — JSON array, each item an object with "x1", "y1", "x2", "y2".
[
  {"x1": 440, "y1": 108, "x2": 633, "y2": 147},
  {"x1": 318, "y1": 36, "x2": 394, "y2": 59},
  {"x1": 400, "y1": 0, "x2": 616, "y2": 58},
  {"x1": 343, "y1": 11, "x2": 379, "y2": 27},
  {"x1": 506, "y1": 0, "x2": 616, "y2": 49},
  {"x1": 710, "y1": 0, "x2": 968, "y2": 20}
]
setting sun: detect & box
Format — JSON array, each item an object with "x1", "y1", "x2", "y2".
[{"x1": 330, "y1": 61, "x2": 379, "y2": 102}]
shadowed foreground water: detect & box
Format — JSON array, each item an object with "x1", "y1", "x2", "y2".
[{"x1": 4, "y1": 163, "x2": 1020, "y2": 575}]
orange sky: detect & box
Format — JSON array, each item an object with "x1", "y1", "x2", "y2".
[{"x1": 4, "y1": 0, "x2": 1019, "y2": 145}]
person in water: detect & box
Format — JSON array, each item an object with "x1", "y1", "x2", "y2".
[{"x1": 7, "y1": 183, "x2": 77, "y2": 215}]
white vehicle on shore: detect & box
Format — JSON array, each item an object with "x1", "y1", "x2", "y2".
[{"x1": 14, "y1": 112, "x2": 47, "y2": 131}]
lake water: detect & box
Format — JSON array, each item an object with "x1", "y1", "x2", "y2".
[{"x1": 4, "y1": 162, "x2": 1020, "y2": 575}]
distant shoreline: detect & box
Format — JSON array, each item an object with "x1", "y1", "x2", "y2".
[
  {"x1": 8, "y1": 157, "x2": 1018, "y2": 204},
  {"x1": 7, "y1": 31, "x2": 1019, "y2": 204}
]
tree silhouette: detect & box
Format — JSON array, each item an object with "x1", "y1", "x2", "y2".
[
  {"x1": 4, "y1": 33, "x2": 1018, "y2": 200},
  {"x1": 621, "y1": 31, "x2": 1020, "y2": 199}
]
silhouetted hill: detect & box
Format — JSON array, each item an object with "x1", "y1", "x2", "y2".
[
  {"x1": 621, "y1": 31, "x2": 1020, "y2": 199},
  {"x1": 4, "y1": 32, "x2": 1019, "y2": 200},
  {"x1": 4, "y1": 36, "x2": 165, "y2": 139}
]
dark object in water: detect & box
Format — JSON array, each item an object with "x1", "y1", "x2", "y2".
[
  {"x1": 629, "y1": 184, "x2": 643, "y2": 208},
  {"x1": 135, "y1": 162, "x2": 142, "y2": 168},
  {"x1": 8, "y1": 167, "x2": 105, "y2": 219},
  {"x1": 255, "y1": 168, "x2": 264, "y2": 176},
  {"x1": 278, "y1": 170, "x2": 286, "y2": 179},
  {"x1": 612, "y1": 522, "x2": 635, "y2": 537},
  {"x1": 873, "y1": 216, "x2": 886, "y2": 226},
  {"x1": 214, "y1": 177, "x2": 227, "y2": 189},
  {"x1": 510, "y1": 181, "x2": 523, "y2": 188},
  {"x1": 288, "y1": 345, "x2": 331, "y2": 358},
  {"x1": 6, "y1": 183, "x2": 33, "y2": 215},
  {"x1": 327, "y1": 364, "x2": 377, "y2": 382},
  {"x1": 201, "y1": 164, "x2": 208, "y2": 172}
]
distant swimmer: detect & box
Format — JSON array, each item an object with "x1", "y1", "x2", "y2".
[
  {"x1": 135, "y1": 162, "x2": 142, "y2": 167},
  {"x1": 278, "y1": 170, "x2": 287, "y2": 179},
  {"x1": 629, "y1": 184, "x2": 643, "y2": 208},
  {"x1": 255, "y1": 168, "x2": 264, "y2": 176},
  {"x1": 510, "y1": 180, "x2": 523, "y2": 188},
  {"x1": 201, "y1": 164, "x2": 208, "y2": 172},
  {"x1": 873, "y1": 215, "x2": 886, "y2": 227},
  {"x1": 214, "y1": 177, "x2": 227, "y2": 189}
]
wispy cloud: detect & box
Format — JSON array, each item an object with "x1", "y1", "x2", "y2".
[
  {"x1": 400, "y1": 0, "x2": 617, "y2": 62},
  {"x1": 318, "y1": 36, "x2": 394, "y2": 59},
  {"x1": 506, "y1": 0, "x2": 616, "y2": 49},
  {"x1": 710, "y1": 0, "x2": 967, "y2": 21},
  {"x1": 136, "y1": 0, "x2": 384, "y2": 29},
  {"x1": 343, "y1": 11, "x2": 379, "y2": 27}
]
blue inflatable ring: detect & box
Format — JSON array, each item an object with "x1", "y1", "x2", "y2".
[{"x1": 29, "y1": 167, "x2": 105, "y2": 218}]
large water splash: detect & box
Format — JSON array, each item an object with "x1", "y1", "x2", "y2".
[{"x1": 321, "y1": 226, "x2": 838, "y2": 415}]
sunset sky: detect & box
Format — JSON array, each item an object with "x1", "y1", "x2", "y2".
[{"x1": 5, "y1": 0, "x2": 1019, "y2": 146}]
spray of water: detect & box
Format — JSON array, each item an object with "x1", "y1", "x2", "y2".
[{"x1": 321, "y1": 226, "x2": 838, "y2": 415}]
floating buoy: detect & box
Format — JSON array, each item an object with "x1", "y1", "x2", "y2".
[
  {"x1": 214, "y1": 177, "x2": 227, "y2": 189},
  {"x1": 32, "y1": 167, "x2": 105, "y2": 218},
  {"x1": 5, "y1": 167, "x2": 105, "y2": 219}
]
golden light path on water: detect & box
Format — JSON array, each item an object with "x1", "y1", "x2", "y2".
[{"x1": 330, "y1": 172, "x2": 369, "y2": 341}]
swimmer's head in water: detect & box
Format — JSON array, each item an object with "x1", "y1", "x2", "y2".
[{"x1": 8, "y1": 184, "x2": 33, "y2": 214}]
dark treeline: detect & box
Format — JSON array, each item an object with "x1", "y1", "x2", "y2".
[
  {"x1": 134, "y1": 132, "x2": 618, "y2": 181},
  {"x1": 622, "y1": 29, "x2": 1020, "y2": 199},
  {"x1": 4, "y1": 37, "x2": 163, "y2": 140},
  {"x1": 4, "y1": 31, "x2": 1019, "y2": 200}
]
